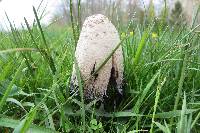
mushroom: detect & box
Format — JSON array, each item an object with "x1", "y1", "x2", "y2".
[{"x1": 70, "y1": 14, "x2": 123, "y2": 102}]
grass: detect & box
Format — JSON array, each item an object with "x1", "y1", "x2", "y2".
[{"x1": 0, "y1": 3, "x2": 200, "y2": 133}]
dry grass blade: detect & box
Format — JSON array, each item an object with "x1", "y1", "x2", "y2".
[{"x1": 0, "y1": 48, "x2": 37, "y2": 54}]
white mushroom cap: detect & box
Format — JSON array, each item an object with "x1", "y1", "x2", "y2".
[{"x1": 71, "y1": 14, "x2": 123, "y2": 101}]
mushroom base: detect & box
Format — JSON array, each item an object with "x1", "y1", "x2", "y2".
[{"x1": 70, "y1": 66, "x2": 123, "y2": 112}]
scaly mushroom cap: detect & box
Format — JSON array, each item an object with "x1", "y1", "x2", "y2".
[{"x1": 71, "y1": 14, "x2": 123, "y2": 101}]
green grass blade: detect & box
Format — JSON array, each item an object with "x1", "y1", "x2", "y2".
[
  {"x1": 6, "y1": 98, "x2": 26, "y2": 112},
  {"x1": 12, "y1": 75, "x2": 60, "y2": 132},
  {"x1": 191, "y1": 5, "x2": 200, "y2": 28},
  {"x1": 32, "y1": 6, "x2": 49, "y2": 53},
  {"x1": 5, "y1": 13, "x2": 34, "y2": 76},
  {"x1": 134, "y1": 29, "x2": 149, "y2": 66},
  {"x1": 164, "y1": 120, "x2": 171, "y2": 133},
  {"x1": 0, "y1": 59, "x2": 25, "y2": 113},
  {"x1": 150, "y1": 109, "x2": 197, "y2": 119},
  {"x1": 13, "y1": 108, "x2": 37, "y2": 133},
  {"x1": 77, "y1": 0, "x2": 82, "y2": 35},
  {"x1": 191, "y1": 111, "x2": 200, "y2": 128},
  {"x1": 154, "y1": 121, "x2": 170, "y2": 133},
  {"x1": 51, "y1": 78, "x2": 72, "y2": 132},
  {"x1": 24, "y1": 17, "x2": 39, "y2": 49},
  {"x1": 170, "y1": 49, "x2": 188, "y2": 125},
  {"x1": 133, "y1": 69, "x2": 161, "y2": 113},
  {"x1": 92, "y1": 38, "x2": 125, "y2": 77},
  {"x1": 0, "y1": 117, "x2": 57, "y2": 133},
  {"x1": 0, "y1": 62, "x2": 12, "y2": 82},
  {"x1": 32, "y1": 6, "x2": 56, "y2": 74},
  {"x1": 74, "y1": 57, "x2": 85, "y2": 131},
  {"x1": 43, "y1": 103, "x2": 55, "y2": 130},
  {"x1": 177, "y1": 92, "x2": 187, "y2": 133},
  {"x1": 150, "y1": 77, "x2": 166, "y2": 133},
  {"x1": 70, "y1": 0, "x2": 78, "y2": 45}
]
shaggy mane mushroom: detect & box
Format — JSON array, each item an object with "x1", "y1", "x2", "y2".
[{"x1": 71, "y1": 14, "x2": 123, "y2": 102}]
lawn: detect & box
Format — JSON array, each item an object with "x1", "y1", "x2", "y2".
[{"x1": 0, "y1": 4, "x2": 200, "y2": 133}]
